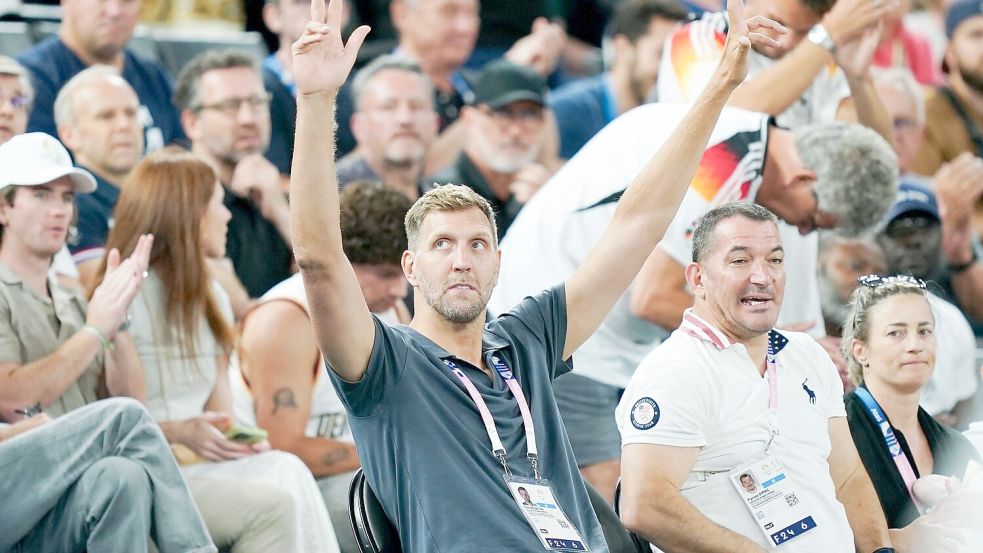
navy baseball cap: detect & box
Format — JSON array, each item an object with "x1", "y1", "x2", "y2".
[
  {"x1": 946, "y1": 0, "x2": 983, "y2": 38},
  {"x1": 886, "y1": 179, "x2": 940, "y2": 223}
]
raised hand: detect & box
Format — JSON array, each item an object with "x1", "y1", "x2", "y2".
[
  {"x1": 834, "y1": 22, "x2": 883, "y2": 78},
  {"x1": 291, "y1": 0, "x2": 370, "y2": 96},
  {"x1": 715, "y1": 0, "x2": 786, "y2": 88},
  {"x1": 86, "y1": 234, "x2": 154, "y2": 340}
]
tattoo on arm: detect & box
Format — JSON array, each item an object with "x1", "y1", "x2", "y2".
[
  {"x1": 321, "y1": 447, "x2": 352, "y2": 468},
  {"x1": 272, "y1": 388, "x2": 298, "y2": 414}
]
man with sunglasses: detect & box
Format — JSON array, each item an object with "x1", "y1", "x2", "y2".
[
  {"x1": 174, "y1": 49, "x2": 293, "y2": 301},
  {"x1": 428, "y1": 60, "x2": 552, "y2": 237}
]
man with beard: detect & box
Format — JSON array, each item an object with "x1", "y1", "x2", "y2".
[
  {"x1": 174, "y1": 50, "x2": 292, "y2": 300},
  {"x1": 336, "y1": 56, "x2": 439, "y2": 200},
  {"x1": 911, "y1": 0, "x2": 983, "y2": 176},
  {"x1": 289, "y1": 0, "x2": 772, "y2": 549},
  {"x1": 871, "y1": 181, "x2": 979, "y2": 422},
  {"x1": 549, "y1": 0, "x2": 688, "y2": 159},
  {"x1": 429, "y1": 60, "x2": 552, "y2": 237},
  {"x1": 617, "y1": 202, "x2": 895, "y2": 551}
]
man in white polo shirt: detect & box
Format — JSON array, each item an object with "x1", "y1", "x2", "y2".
[
  {"x1": 616, "y1": 202, "x2": 894, "y2": 552},
  {"x1": 487, "y1": 102, "x2": 898, "y2": 501}
]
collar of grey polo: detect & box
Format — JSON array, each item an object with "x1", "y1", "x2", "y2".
[{"x1": 404, "y1": 325, "x2": 510, "y2": 360}]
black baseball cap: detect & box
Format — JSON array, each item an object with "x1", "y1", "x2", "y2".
[{"x1": 471, "y1": 60, "x2": 547, "y2": 109}]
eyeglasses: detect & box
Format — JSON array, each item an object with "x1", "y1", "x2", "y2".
[
  {"x1": 195, "y1": 93, "x2": 271, "y2": 115},
  {"x1": 856, "y1": 274, "x2": 927, "y2": 289},
  {"x1": 885, "y1": 214, "x2": 938, "y2": 239},
  {"x1": 0, "y1": 93, "x2": 31, "y2": 111},
  {"x1": 479, "y1": 104, "x2": 544, "y2": 126}
]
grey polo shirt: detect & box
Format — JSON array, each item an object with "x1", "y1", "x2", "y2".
[
  {"x1": 0, "y1": 260, "x2": 103, "y2": 418},
  {"x1": 329, "y1": 285, "x2": 608, "y2": 552}
]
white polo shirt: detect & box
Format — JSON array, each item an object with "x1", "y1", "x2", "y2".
[
  {"x1": 617, "y1": 310, "x2": 853, "y2": 552},
  {"x1": 921, "y1": 293, "x2": 978, "y2": 415},
  {"x1": 488, "y1": 103, "x2": 775, "y2": 389}
]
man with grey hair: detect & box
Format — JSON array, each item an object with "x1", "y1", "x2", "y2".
[
  {"x1": 0, "y1": 56, "x2": 32, "y2": 145},
  {"x1": 429, "y1": 59, "x2": 553, "y2": 237},
  {"x1": 873, "y1": 68, "x2": 925, "y2": 176},
  {"x1": 617, "y1": 200, "x2": 895, "y2": 551},
  {"x1": 175, "y1": 49, "x2": 292, "y2": 300},
  {"x1": 335, "y1": 55, "x2": 439, "y2": 199},
  {"x1": 490, "y1": 105, "x2": 897, "y2": 500},
  {"x1": 16, "y1": 0, "x2": 182, "y2": 150},
  {"x1": 55, "y1": 65, "x2": 144, "y2": 288}
]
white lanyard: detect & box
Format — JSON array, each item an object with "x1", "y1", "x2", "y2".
[{"x1": 443, "y1": 356, "x2": 541, "y2": 478}]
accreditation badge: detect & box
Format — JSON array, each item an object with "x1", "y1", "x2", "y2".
[
  {"x1": 728, "y1": 456, "x2": 817, "y2": 547},
  {"x1": 504, "y1": 475, "x2": 591, "y2": 551}
]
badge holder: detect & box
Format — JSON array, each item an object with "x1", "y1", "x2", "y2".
[
  {"x1": 728, "y1": 340, "x2": 818, "y2": 547},
  {"x1": 444, "y1": 358, "x2": 591, "y2": 551}
]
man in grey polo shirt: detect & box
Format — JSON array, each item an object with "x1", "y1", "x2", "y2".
[
  {"x1": 288, "y1": 0, "x2": 778, "y2": 550},
  {"x1": 0, "y1": 132, "x2": 152, "y2": 421}
]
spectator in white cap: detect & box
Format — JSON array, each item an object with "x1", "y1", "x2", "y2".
[{"x1": 0, "y1": 132, "x2": 153, "y2": 421}]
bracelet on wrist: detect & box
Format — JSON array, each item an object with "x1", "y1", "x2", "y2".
[
  {"x1": 82, "y1": 324, "x2": 115, "y2": 351},
  {"x1": 870, "y1": 548, "x2": 896, "y2": 553},
  {"x1": 948, "y1": 248, "x2": 978, "y2": 273}
]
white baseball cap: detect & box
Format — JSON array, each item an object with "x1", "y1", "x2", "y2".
[{"x1": 0, "y1": 133, "x2": 97, "y2": 194}]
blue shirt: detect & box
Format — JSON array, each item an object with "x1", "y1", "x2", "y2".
[
  {"x1": 549, "y1": 74, "x2": 618, "y2": 160},
  {"x1": 18, "y1": 37, "x2": 184, "y2": 151},
  {"x1": 329, "y1": 285, "x2": 608, "y2": 552},
  {"x1": 69, "y1": 167, "x2": 118, "y2": 265}
]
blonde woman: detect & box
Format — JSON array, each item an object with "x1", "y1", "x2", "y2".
[{"x1": 842, "y1": 274, "x2": 981, "y2": 552}]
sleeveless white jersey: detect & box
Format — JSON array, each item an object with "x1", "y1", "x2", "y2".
[{"x1": 231, "y1": 273, "x2": 399, "y2": 441}]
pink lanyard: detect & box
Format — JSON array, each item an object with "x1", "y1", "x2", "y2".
[
  {"x1": 764, "y1": 348, "x2": 780, "y2": 454},
  {"x1": 443, "y1": 356, "x2": 541, "y2": 478},
  {"x1": 853, "y1": 387, "x2": 925, "y2": 514}
]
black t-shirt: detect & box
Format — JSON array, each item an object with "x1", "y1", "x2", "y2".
[
  {"x1": 223, "y1": 188, "x2": 294, "y2": 298},
  {"x1": 845, "y1": 389, "x2": 981, "y2": 528}
]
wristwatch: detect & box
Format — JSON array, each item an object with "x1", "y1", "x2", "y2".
[
  {"x1": 871, "y1": 549, "x2": 896, "y2": 553},
  {"x1": 808, "y1": 24, "x2": 836, "y2": 53}
]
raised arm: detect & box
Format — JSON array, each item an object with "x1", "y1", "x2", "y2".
[
  {"x1": 563, "y1": 0, "x2": 780, "y2": 359},
  {"x1": 289, "y1": 0, "x2": 373, "y2": 383}
]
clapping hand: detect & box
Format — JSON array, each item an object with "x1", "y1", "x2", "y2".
[
  {"x1": 291, "y1": 0, "x2": 370, "y2": 97},
  {"x1": 86, "y1": 234, "x2": 153, "y2": 340}
]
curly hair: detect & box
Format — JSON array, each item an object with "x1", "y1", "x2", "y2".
[
  {"x1": 840, "y1": 279, "x2": 931, "y2": 386},
  {"x1": 340, "y1": 180, "x2": 413, "y2": 265},
  {"x1": 794, "y1": 123, "x2": 898, "y2": 238}
]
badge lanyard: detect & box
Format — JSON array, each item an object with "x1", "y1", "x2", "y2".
[
  {"x1": 853, "y1": 387, "x2": 925, "y2": 514},
  {"x1": 764, "y1": 342, "x2": 779, "y2": 454},
  {"x1": 443, "y1": 357, "x2": 541, "y2": 479}
]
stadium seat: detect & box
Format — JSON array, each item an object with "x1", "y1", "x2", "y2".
[
  {"x1": 0, "y1": 21, "x2": 32, "y2": 57},
  {"x1": 152, "y1": 29, "x2": 267, "y2": 77}
]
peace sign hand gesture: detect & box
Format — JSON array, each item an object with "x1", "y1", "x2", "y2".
[{"x1": 291, "y1": 0, "x2": 371, "y2": 97}]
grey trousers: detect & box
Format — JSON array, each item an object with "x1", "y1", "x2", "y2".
[{"x1": 0, "y1": 398, "x2": 216, "y2": 553}]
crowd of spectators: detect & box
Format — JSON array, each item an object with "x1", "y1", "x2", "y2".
[{"x1": 1, "y1": 0, "x2": 983, "y2": 550}]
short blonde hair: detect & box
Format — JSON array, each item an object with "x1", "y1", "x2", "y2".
[
  {"x1": 840, "y1": 279, "x2": 931, "y2": 386},
  {"x1": 405, "y1": 184, "x2": 497, "y2": 250}
]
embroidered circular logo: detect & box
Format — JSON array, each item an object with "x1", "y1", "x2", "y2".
[{"x1": 630, "y1": 397, "x2": 660, "y2": 430}]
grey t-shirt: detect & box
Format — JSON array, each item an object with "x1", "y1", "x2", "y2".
[{"x1": 328, "y1": 285, "x2": 607, "y2": 552}]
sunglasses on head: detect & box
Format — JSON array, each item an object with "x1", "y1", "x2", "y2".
[{"x1": 856, "y1": 274, "x2": 926, "y2": 289}]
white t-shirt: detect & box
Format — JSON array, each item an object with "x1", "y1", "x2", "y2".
[
  {"x1": 922, "y1": 293, "x2": 978, "y2": 415},
  {"x1": 617, "y1": 310, "x2": 853, "y2": 552},
  {"x1": 230, "y1": 273, "x2": 402, "y2": 443},
  {"x1": 489, "y1": 102, "x2": 823, "y2": 389},
  {"x1": 657, "y1": 12, "x2": 851, "y2": 130}
]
